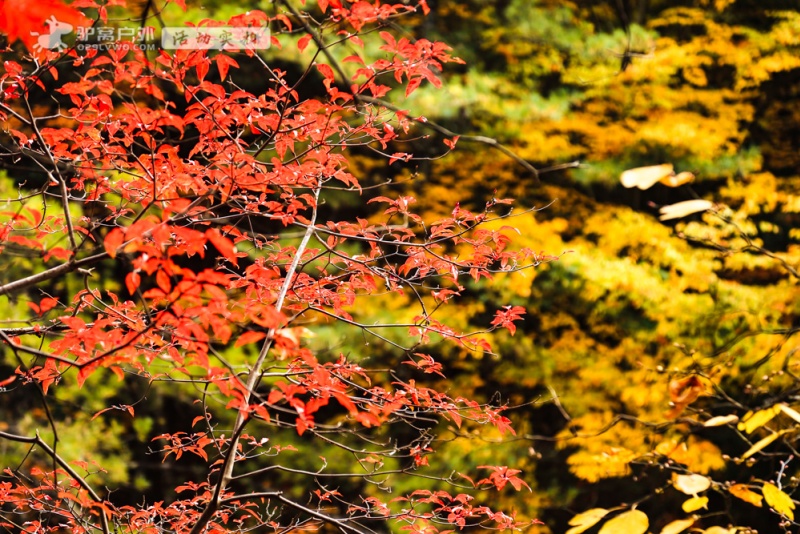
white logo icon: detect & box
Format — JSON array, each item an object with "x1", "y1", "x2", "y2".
[{"x1": 30, "y1": 16, "x2": 74, "y2": 52}]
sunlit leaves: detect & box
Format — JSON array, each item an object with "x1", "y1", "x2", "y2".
[
  {"x1": 703, "y1": 415, "x2": 739, "y2": 427},
  {"x1": 673, "y1": 474, "x2": 711, "y2": 495},
  {"x1": 660, "y1": 517, "x2": 696, "y2": 534},
  {"x1": 778, "y1": 404, "x2": 800, "y2": 424},
  {"x1": 297, "y1": 34, "x2": 313, "y2": 52},
  {"x1": 762, "y1": 482, "x2": 795, "y2": 520},
  {"x1": 566, "y1": 508, "x2": 608, "y2": 534},
  {"x1": 741, "y1": 432, "x2": 784, "y2": 460},
  {"x1": 728, "y1": 484, "x2": 763, "y2": 508},
  {"x1": 597, "y1": 510, "x2": 648, "y2": 534},
  {"x1": 659, "y1": 200, "x2": 715, "y2": 221},
  {"x1": 620, "y1": 164, "x2": 694, "y2": 190},
  {"x1": 490, "y1": 305, "x2": 526, "y2": 335},
  {"x1": 738, "y1": 405, "x2": 782, "y2": 434},
  {"x1": 681, "y1": 496, "x2": 708, "y2": 513},
  {"x1": 566, "y1": 445, "x2": 637, "y2": 482},
  {"x1": 205, "y1": 228, "x2": 238, "y2": 266}
]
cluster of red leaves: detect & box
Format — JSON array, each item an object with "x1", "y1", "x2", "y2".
[
  {"x1": 0, "y1": 1, "x2": 545, "y2": 532},
  {"x1": 0, "y1": 0, "x2": 88, "y2": 50}
]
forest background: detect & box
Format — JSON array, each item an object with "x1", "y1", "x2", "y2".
[{"x1": 2, "y1": 0, "x2": 800, "y2": 533}]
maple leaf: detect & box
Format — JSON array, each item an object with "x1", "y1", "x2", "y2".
[
  {"x1": 490, "y1": 305, "x2": 526, "y2": 336},
  {"x1": 0, "y1": 0, "x2": 89, "y2": 51},
  {"x1": 476, "y1": 466, "x2": 531, "y2": 491}
]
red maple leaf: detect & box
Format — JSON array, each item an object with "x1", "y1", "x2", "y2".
[{"x1": 0, "y1": 0, "x2": 89, "y2": 50}]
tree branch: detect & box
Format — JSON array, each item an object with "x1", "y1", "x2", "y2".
[
  {"x1": 0, "y1": 430, "x2": 111, "y2": 534},
  {"x1": 190, "y1": 184, "x2": 322, "y2": 534},
  {"x1": 0, "y1": 252, "x2": 108, "y2": 297}
]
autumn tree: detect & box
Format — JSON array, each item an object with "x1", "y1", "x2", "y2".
[{"x1": 0, "y1": 1, "x2": 547, "y2": 532}]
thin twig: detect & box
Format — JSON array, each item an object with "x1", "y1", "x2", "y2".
[
  {"x1": 190, "y1": 183, "x2": 322, "y2": 534},
  {"x1": 0, "y1": 430, "x2": 111, "y2": 534}
]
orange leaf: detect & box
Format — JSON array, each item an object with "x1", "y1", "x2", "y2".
[
  {"x1": 104, "y1": 228, "x2": 125, "y2": 258},
  {"x1": 38, "y1": 297, "x2": 59, "y2": 314},
  {"x1": 125, "y1": 272, "x2": 141, "y2": 295},
  {"x1": 666, "y1": 375, "x2": 704, "y2": 417},
  {"x1": 206, "y1": 228, "x2": 238, "y2": 266},
  {"x1": 214, "y1": 54, "x2": 239, "y2": 82},
  {"x1": 234, "y1": 331, "x2": 266, "y2": 347},
  {"x1": 298, "y1": 34, "x2": 312, "y2": 52},
  {"x1": 729, "y1": 484, "x2": 763, "y2": 507}
]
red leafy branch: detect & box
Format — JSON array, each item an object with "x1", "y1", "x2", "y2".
[{"x1": 0, "y1": 1, "x2": 549, "y2": 532}]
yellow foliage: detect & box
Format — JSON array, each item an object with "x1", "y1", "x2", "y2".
[
  {"x1": 738, "y1": 405, "x2": 782, "y2": 434},
  {"x1": 762, "y1": 482, "x2": 795, "y2": 520},
  {"x1": 660, "y1": 517, "x2": 696, "y2": 534},
  {"x1": 394, "y1": 2, "x2": 800, "y2": 530},
  {"x1": 566, "y1": 446, "x2": 636, "y2": 483},
  {"x1": 771, "y1": 11, "x2": 800, "y2": 46},
  {"x1": 682, "y1": 496, "x2": 709, "y2": 513},
  {"x1": 739, "y1": 52, "x2": 800, "y2": 90},
  {"x1": 741, "y1": 432, "x2": 783, "y2": 460},
  {"x1": 566, "y1": 508, "x2": 609, "y2": 534},
  {"x1": 597, "y1": 510, "x2": 648, "y2": 534},
  {"x1": 655, "y1": 438, "x2": 726, "y2": 474}
]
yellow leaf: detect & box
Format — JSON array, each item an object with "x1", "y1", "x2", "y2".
[
  {"x1": 620, "y1": 164, "x2": 674, "y2": 190},
  {"x1": 714, "y1": 0, "x2": 736, "y2": 11},
  {"x1": 674, "y1": 474, "x2": 711, "y2": 495},
  {"x1": 660, "y1": 171, "x2": 695, "y2": 187},
  {"x1": 566, "y1": 508, "x2": 609, "y2": 534},
  {"x1": 704, "y1": 415, "x2": 739, "y2": 427},
  {"x1": 738, "y1": 405, "x2": 781, "y2": 434},
  {"x1": 659, "y1": 200, "x2": 714, "y2": 221},
  {"x1": 682, "y1": 496, "x2": 709, "y2": 513},
  {"x1": 660, "y1": 517, "x2": 696, "y2": 534},
  {"x1": 729, "y1": 484, "x2": 763, "y2": 507},
  {"x1": 763, "y1": 482, "x2": 795, "y2": 520},
  {"x1": 779, "y1": 404, "x2": 800, "y2": 424},
  {"x1": 741, "y1": 432, "x2": 781, "y2": 459},
  {"x1": 598, "y1": 509, "x2": 648, "y2": 534},
  {"x1": 684, "y1": 66, "x2": 708, "y2": 86},
  {"x1": 703, "y1": 528, "x2": 734, "y2": 534}
]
